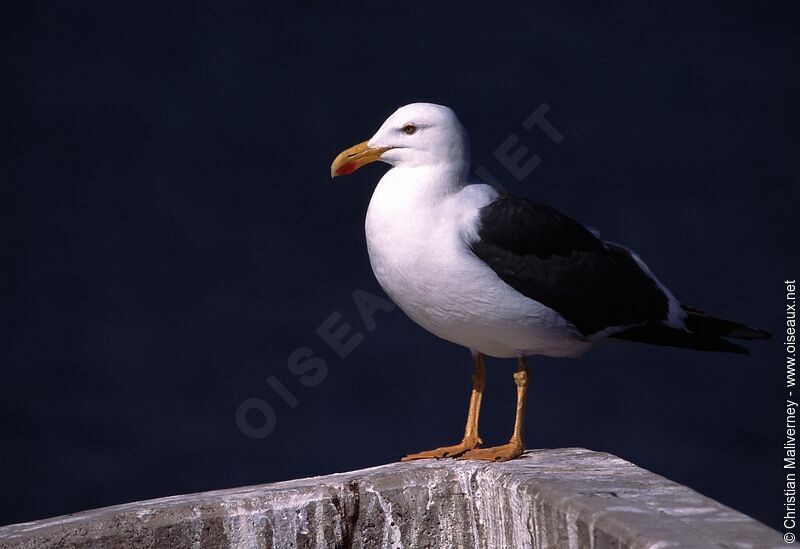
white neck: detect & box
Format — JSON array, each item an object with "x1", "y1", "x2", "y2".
[{"x1": 380, "y1": 162, "x2": 470, "y2": 203}]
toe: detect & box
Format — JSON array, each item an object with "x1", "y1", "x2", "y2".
[
  {"x1": 458, "y1": 443, "x2": 523, "y2": 462},
  {"x1": 401, "y1": 439, "x2": 480, "y2": 462}
]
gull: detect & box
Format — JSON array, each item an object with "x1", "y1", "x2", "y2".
[{"x1": 330, "y1": 103, "x2": 769, "y2": 462}]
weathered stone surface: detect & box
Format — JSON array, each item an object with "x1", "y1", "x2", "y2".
[{"x1": 0, "y1": 448, "x2": 783, "y2": 548}]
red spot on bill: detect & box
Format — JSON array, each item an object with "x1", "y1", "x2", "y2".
[{"x1": 336, "y1": 162, "x2": 357, "y2": 176}]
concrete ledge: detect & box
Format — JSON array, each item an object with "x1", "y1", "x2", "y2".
[{"x1": 0, "y1": 448, "x2": 782, "y2": 548}]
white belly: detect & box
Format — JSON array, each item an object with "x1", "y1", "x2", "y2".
[{"x1": 364, "y1": 170, "x2": 592, "y2": 358}]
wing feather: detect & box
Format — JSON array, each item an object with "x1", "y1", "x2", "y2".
[{"x1": 469, "y1": 196, "x2": 670, "y2": 336}]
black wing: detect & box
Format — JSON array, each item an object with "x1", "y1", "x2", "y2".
[{"x1": 469, "y1": 196, "x2": 669, "y2": 337}]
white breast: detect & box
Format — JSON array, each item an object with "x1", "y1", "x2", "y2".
[{"x1": 364, "y1": 167, "x2": 592, "y2": 358}]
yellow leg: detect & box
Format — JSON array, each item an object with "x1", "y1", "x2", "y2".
[
  {"x1": 401, "y1": 352, "x2": 486, "y2": 461},
  {"x1": 460, "y1": 356, "x2": 528, "y2": 462}
]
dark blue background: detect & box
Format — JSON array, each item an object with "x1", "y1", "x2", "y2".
[{"x1": 2, "y1": 1, "x2": 797, "y2": 531}]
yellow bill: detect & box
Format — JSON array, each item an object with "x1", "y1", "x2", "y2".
[{"x1": 330, "y1": 141, "x2": 389, "y2": 178}]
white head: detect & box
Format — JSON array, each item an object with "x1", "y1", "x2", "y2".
[{"x1": 331, "y1": 103, "x2": 470, "y2": 178}]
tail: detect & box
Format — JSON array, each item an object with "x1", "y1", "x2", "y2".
[
  {"x1": 681, "y1": 305, "x2": 771, "y2": 340},
  {"x1": 611, "y1": 305, "x2": 771, "y2": 355}
]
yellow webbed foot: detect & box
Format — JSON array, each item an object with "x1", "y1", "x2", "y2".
[
  {"x1": 457, "y1": 441, "x2": 523, "y2": 462},
  {"x1": 401, "y1": 436, "x2": 482, "y2": 461}
]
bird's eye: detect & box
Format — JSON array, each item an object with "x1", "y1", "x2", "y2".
[{"x1": 402, "y1": 124, "x2": 418, "y2": 135}]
